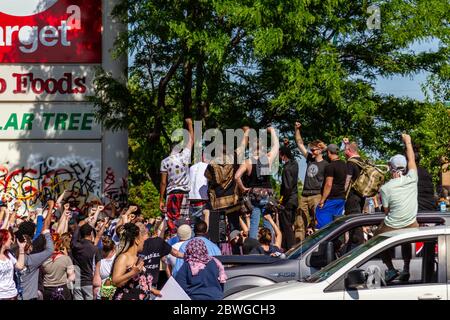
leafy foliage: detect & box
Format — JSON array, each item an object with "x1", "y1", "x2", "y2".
[{"x1": 91, "y1": 0, "x2": 450, "y2": 207}]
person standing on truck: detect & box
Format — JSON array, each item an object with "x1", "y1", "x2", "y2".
[
  {"x1": 294, "y1": 122, "x2": 328, "y2": 241},
  {"x1": 375, "y1": 133, "x2": 419, "y2": 283},
  {"x1": 278, "y1": 145, "x2": 298, "y2": 251},
  {"x1": 343, "y1": 138, "x2": 365, "y2": 214},
  {"x1": 159, "y1": 118, "x2": 194, "y2": 235},
  {"x1": 315, "y1": 144, "x2": 347, "y2": 229}
]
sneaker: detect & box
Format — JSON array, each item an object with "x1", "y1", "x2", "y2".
[
  {"x1": 398, "y1": 270, "x2": 410, "y2": 282},
  {"x1": 385, "y1": 269, "x2": 399, "y2": 282}
]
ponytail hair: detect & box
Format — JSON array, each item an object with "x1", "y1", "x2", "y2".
[{"x1": 117, "y1": 223, "x2": 140, "y2": 256}]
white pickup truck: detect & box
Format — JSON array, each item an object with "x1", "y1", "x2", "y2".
[{"x1": 226, "y1": 226, "x2": 449, "y2": 300}]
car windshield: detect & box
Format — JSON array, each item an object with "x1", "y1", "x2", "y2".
[
  {"x1": 305, "y1": 235, "x2": 389, "y2": 283},
  {"x1": 286, "y1": 218, "x2": 348, "y2": 259}
]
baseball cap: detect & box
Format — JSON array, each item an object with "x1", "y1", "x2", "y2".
[
  {"x1": 326, "y1": 144, "x2": 339, "y2": 154},
  {"x1": 177, "y1": 224, "x2": 192, "y2": 241},
  {"x1": 229, "y1": 230, "x2": 241, "y2": 241},
  {"x1": 389, "y1": 154, "x2": 407, "y2": 171}
]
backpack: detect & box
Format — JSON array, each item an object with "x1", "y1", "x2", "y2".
[
  {"x1": 347, "y1": 158, "x2": 388, "y2": 198},
  {"x1": 205, "y1": 162, "x2": 240, "y2": 213}
]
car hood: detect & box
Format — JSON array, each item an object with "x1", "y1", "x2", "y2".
[
  {"x1": 225, "y1": 280, "x2": 321, "y2": 300},
  {"x1": 217, "y1": 254, "x2": 280, "y2": 265}
]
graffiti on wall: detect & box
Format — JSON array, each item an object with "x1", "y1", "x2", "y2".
[
  {"x1": 0, "y1": 154, "x2": 102, "y2": 214},
  {"x1": 103, "y1": 166, "x2": 128, "y2": 208},
  {"x1": 0, "y1": 154, "x2": 128, "y2": 216}
]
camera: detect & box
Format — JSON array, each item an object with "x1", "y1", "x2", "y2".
[
  {"x1": 241, "y1": 194, "x2": 253, "y2": 214},
  {"x1": 264, "y1": 196, "x2": 284, "y2": 215}
]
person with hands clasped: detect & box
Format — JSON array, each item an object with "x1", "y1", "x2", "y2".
[{"x1": 235, "y1": 126, "x2": 280, "y2": 240}]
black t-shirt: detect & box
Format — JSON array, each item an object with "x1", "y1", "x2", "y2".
[
  {"x1": 250, "y1": 245, "x2": 282, "y2": 256},
  {"x1": 140, "y1": 237, "x2": 172, "y2": 285},
  {"x1": 71, "y1": 230, "x2": 102, "y2": 286},
  {"x1": 247, "y1": 156, "x2": 272, "y2": 189},
  {"x1": 280, "y1": 159, "x2": 299, "y2": 206},
  {"x1": 323, "y1": 160, "x2": 347, "y2": 199},
  {"x1": 417, "y1": 167, "x2": 436, "y2": 211},
  {"x1": 303, "y1": 154, "x2": 328, "y2": 194},
  {"x1": 347, "y1": 157, "x2": 362, "y2": 182}
]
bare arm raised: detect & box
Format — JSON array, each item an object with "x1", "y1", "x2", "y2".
[{"x1": 294, "y1": 122, "x2": 308, "y2": 157}]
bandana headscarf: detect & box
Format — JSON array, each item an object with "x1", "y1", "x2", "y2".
[{"x1": 184, "y1": 238, "x2": 227, "y2": 283}]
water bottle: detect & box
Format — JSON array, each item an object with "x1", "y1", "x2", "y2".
[
  {"x1": 368, "y1": 198, "x2": 375, "y2": 214},
  {"x1": 440, "y1": 201, "x2": 447, "y2": 213}
]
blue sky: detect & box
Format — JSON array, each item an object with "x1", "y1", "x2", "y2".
[{"x1": 374, "y1": 38, "x2": 441, "y2": 102}]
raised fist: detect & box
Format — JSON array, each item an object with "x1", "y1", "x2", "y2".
[
  {"x1": 402, "y1": 133, "x2": 412, "y2": 145},
  {"x1": 295, "y1": 122, "x2": 301, "y2": 129}
]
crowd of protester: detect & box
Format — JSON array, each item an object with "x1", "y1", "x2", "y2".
[{"x1": 0, "y1": 118, "x2": 448, "y2": 300}]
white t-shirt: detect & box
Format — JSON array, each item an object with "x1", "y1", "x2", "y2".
[
  {"x1": 381, "y1": 169, "x2": 418, "y2": 228},
  {"x1": 167, "y1": 241, "x2": 186, "y2": 269},
  {"x1": 96, "y1": 255, "x2": 116, "y2": 300},
  {"x1": 160, "y1": 148, "x2": 191, "y2": 194},
  {"x1": 99, "y1": 255, "x2": 115, "y2": 280},
  {"x1": 0, "y1": 253, "x2": 18, "y2": 299},
  {"x1": 189, "y1": 162, "x2": 209, "y2": 200}
]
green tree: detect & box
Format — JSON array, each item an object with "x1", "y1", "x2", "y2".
[
  {"x1": 128, "y1": 180, "x2": 161, "y2": 218},
  {"x1": 91, "y1": 0, "x2": 449, "y2": 201}
]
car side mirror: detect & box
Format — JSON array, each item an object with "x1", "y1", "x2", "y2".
[
  {"x1": 345, "y1": 269, "x2": 367, "y2": 290},
  {"x1": 309, "y1": 241, "x2": 335, "y2": 268}
]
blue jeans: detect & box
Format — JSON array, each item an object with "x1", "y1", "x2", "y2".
[
  {"x1": 189, "y1": 202, "x2": 206, "y2": 230},
  {"x1": 249, "y1": 197, "x2": 273, "y2": 239}
]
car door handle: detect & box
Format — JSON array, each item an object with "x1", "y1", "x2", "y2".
[{"x1": 418, "y1": 294, "x2": 442, "y2": 300}]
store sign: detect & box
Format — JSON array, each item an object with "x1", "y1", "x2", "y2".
[
  {"x1": 0, "y1": 65, "x2": 95, "y2": 101},
  {"x1": 0, "y1": 103, "x2": 101, "y2": 139},
  {"x1": 0, "y1": 0, "x2": 101, "y2": 63}
]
